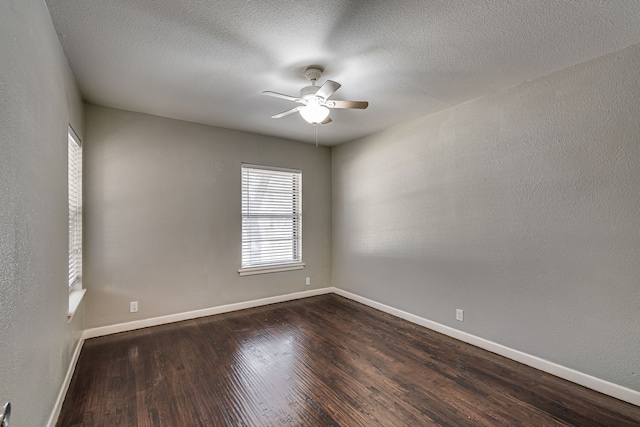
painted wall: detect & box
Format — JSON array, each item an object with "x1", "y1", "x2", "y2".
[
  {"x1": 0, "y1": 0, "x2": 84, "y2": 425},
  {"x1": 83, "y1": 105, "x2": 332, "y2": 328},
  {"x1": 332, "y1": 44, "x2": 640, "y2": 392}
]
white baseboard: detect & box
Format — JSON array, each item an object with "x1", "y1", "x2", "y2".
[
  {"x1": 333, "y1": 288, "x2": 640, "y2": 407},
  {"x1": 83, "y1": 287, "x2": 335, "y2": 340},
  {"x1": 47, "y1": 336, "x2": 85, "y2": 427}
]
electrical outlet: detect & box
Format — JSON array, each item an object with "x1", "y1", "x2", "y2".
[
  {"x1": 305, "y1": 277, "x2": 311, "y2": 286},
  {"x1": 456, "y1": 309, "x2": 464, "y2": 322},
  {"x1": 130, "y1": 301, "x2": 138, "y2": 313}
]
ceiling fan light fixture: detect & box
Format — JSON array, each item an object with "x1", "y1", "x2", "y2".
[{"x1": 300, "y1": 103, "x2": 330, "y2": 124}]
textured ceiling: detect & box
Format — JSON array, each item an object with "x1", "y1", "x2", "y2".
[{"x1": 45, "y1": 0, "x2": 640, "y2": 145}]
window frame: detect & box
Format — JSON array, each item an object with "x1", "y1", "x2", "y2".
[
  {"x1": 238, "y1": 163, "x2": 305, "y2": 276},
  {"x1": 68, "y1": 126, "x2": 85, "y2": 319}
]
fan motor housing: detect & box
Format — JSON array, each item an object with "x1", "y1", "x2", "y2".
[{"x1": 300, "y1": 85, "x2": 321, "y2": 102}]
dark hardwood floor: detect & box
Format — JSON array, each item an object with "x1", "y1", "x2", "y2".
[{"x1": 57, "y1": 294, "x2": 640, "y2": 426}]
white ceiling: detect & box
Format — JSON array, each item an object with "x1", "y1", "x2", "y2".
[{"x1": 45, "y1": 0, "x2": 640, "y2": 145}]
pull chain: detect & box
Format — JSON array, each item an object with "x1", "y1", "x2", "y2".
[{"x1": 314, "y1": 124, "x2": 318, "y2": 148}]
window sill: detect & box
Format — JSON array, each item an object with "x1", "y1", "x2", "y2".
[
  {"x1": 68, "y1": 288, "x2": 86, "y2": 322},
  {"x1": 238, "y1": 262, "x2": 305, "y2": 276}
]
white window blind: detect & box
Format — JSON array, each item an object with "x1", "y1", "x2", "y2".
[
  {"x1": 68, "y1": 129, "x2": 82, "y2": 290},
  {"x1": 242, "y1": 164, "x2": 302, "y2": 269}
]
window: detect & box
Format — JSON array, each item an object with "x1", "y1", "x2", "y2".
[
  {"x1": 240, "y1": 164, "x2": 304, "y2": 275},
  {"x1": 68, "y1": 128, "x2": 82, "y2": 291}
]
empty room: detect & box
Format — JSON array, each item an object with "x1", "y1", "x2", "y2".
[{"x1": 1, "y1": 0, "x2": 640, "y2": 425}]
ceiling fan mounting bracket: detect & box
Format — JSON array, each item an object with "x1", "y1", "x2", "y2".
[{"x1": 304, "y1": 66, "x2": 323, "y2": 82}]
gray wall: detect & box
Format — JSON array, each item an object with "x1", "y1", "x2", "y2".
[
  {"x1": 332, "y1": 44, "x2": 640, "y2": 391},
  {"x1": 0, "y1": 0, "x2": 84, "y2": 425},
  {"x1": 83, "y1": 105, "x2": 332, "y2": 328}
]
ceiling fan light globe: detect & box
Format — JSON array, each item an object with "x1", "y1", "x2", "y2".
[{"x1": 300, "y1": 104, "x2": 330, "y2": 124}]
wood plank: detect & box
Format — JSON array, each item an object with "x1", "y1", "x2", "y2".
[{"x1": 57, "y1": 294, "x2": 640, "y2": 426}]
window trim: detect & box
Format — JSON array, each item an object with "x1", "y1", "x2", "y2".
[{"x1": 239, "y1": 163, "x2": 303, "y2": 275}]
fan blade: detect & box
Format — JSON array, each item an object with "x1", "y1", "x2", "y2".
[
  {"x1": 316, "y1": 80, "x2": 341, "y2": 100},
  {"x1": 328, "y1": 100, "x2": 369, "y2": 109},
  {"x1": 263, "y1": 91, "x2": 301, "y2": 102},
  {"x1": 321, "y1": 116, "x2": 332, "y2": 125},
  {"x1": 271, "y1": 106, "x2": 303, "y2": 118}
]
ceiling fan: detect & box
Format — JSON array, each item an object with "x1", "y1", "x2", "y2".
[{"x1": 263, "y1": 66, "x2": 369, "y2": 125}]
